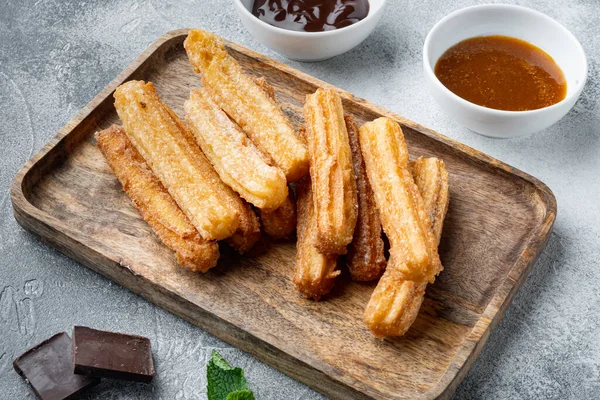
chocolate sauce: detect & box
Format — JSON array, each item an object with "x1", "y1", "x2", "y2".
[{"x1": 252, "y1": 0, "x2": 370, "y2": 32}]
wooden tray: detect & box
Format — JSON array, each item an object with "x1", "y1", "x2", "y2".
[{"x1": 10, "y1": 30, "x2": 556, "y2": 400}]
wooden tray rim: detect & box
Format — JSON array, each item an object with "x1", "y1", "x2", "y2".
[{"x1": 10, "y1": 29, "x2": 557, "y2": 399}]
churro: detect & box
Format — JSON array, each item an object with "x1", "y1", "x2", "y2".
[
  {"x1": 358, "y1": 117, "x2": 441, "y2": 283},
  {"x1": 411, "y1": 157, "x2": 450, "y2": 246},
  {"x1": 259, "y1": 191, "x2": 297, "y2": 239},
  {"x1": 303, "y1": 88, "x2": 358, "y2": 255},
  {"x1": 114, "y1": 80, "x2": 242, "y2": 241},
  {"x1": 184, "y1": 29, "x2": 309, "y2": 182},
  {"x1": 184, "y1": 89, "x2": 288, "y2": 210},
  {"x1": 183, "y1": 89, "x2": 262, "y2": 253},
  {"x1": 96, "y1": 125, "x2": 220, "y2": 272},
  {"x1": 226, "y1": 200, "x2": 262, "y2": 254},
  {"x1": 364, "y1": 155, "x2": 449, "y2": 337},
  {"x1": 345, "y1": 115, "x2": 386, "y2": 281},
  {"x1": 253, "y1": 76, "x2": 275, "y2": 101},
  {"x1": 293, "y1": 177, "x2": 340, "y2": 300},
  {"x1": 251, "y1": 76, "x2": 298, "y2": 238},
  {"x1": 364, "y1": 265, "x2": 427, "y2": 338}
]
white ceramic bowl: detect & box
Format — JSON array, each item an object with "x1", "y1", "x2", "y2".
[
  {"x1": 423, "y1": 4, "x2": 587, "y2": 138},
  {"x1": 235, "y1": 0, "x2": 387, "y2": 61}
]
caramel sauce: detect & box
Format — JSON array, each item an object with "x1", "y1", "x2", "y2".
[
  {"x1": 434, "y1": 35, "x2": 567, "y2": 111},
  {"x1": 251, "y1": 0, "x2": 369, "y2": 32}
]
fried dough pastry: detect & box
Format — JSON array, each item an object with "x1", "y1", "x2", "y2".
[
  {"x1": 251, "y1": 75, "x2": 298, "y2": 238},
  {"x1": 365, "y1": 156, "x2": 449, "y2": 337},
  {"x1": 411, "y1": 157, "x2": 450, "y2": 246},
  {"x1": 253, "y1": 76, "x2": 275, "y2": 101},
  {"x1": 303, "y1": 88, "x2": 358, "y2": 255},
  {"x1": 183, "y1": 29, "x2": 309, "y2": 182},
  {"x1": 259, "y1": 191, "x2": 297, "y2": 239},
  {"x1": 364, "y1": 265, "x2": 427, "y2": 338},
  {"x1": 293, "y1": 177, "x2": 340, "y2": 300},
  {"x1": 358, "y1": 117, "x2": 441, "y2": 282},
  {"x1": 96, "y1": 125, "x2": 220, "y2": 272},
  {"x1": 114, "y1": 80, "x2": 243, "y2": 241},
  {"x1": 345, "y1": 115, "x2": 386, "y2": 281},
  {"x1": 226, "y1": 200, "x2": 262, "y2": 254},
  {"x1": 184, "y1": 89, "x2": 288, "y2": 210}
]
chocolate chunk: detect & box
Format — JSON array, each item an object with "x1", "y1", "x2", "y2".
[
  {"x1": 72, "y1": 326, "x2": 155, "y2": 383},
  {"x1": 13, "y1": 332, "x2": 100, "y2": 400}
]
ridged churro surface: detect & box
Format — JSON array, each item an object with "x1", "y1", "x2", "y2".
[
  {"x1": 226, "y1": 200, "x2": 262, "y2": 254},
  {"x1": 250, "y1": 76, "x2": 298, "y2": 239},
  {"x1": 365, "y1": 155, "x2": 449, "y2": 337},
  {"x1": 114, "y1": 80, "x2": 241, "y2": 241},
  {"x1": 95, "y1": 125, "x2": 220, "y2": 272},
  {"x1": 259, "y1": 191, "x2": 297, "y2": 239},
  {"x1": 253, "y1": 76, "x2": 275, "y2": 101},
  {"x1": 184, "y1": 29, "x2": 309, "y2": 182},
  {"x1": 358, "y1": 117, "x2": 441, "y2": 283},
  {"x1": 364, "y1": 263, "x2": 427, "y2": 337},
  {"x1": 303, "y1": 88, "x2": 358, "y2": 255},
  {"x1": 184, "y1": 89, "x2": 288, "y2": 210},
  {"x1": 411, "y1": 157, "x2": 450, "y2": 247},
  {"x1": 345, "y1": 115, "x2": 386, "y2": 281},
  {"x1": 293, "y1": 177, "x2": 340, "y2": 300}
]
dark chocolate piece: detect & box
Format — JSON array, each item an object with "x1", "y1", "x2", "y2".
[
  {"x1": 72, "y1": 326, "x2": 155, "y2": 383},
  {"x1": 13, "y1": 332, "x2": 100, "y2": 400}
]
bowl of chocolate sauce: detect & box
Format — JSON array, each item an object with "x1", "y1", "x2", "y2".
[{"x1": 235, "y1": 0, "x2": 387, "y2": 61}]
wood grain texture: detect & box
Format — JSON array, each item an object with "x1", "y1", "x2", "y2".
[{"x1": 10, "y1": 30, "x2": 556, "y2": 400}]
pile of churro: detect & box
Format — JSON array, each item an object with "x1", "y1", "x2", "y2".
[{"x1": 97, "y1": 29, "x2": 449, "y2": 337}]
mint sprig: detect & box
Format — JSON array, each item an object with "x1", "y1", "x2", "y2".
[
  {"x1": 207, "y1": 350, "x2": 256, "y2": 400},
  {"x1": 225, "y1": 390, "x2": 256, "y2": 400}
]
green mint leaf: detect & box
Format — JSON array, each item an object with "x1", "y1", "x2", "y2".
[
  {"x1": 207, "y1": 350, "x2": 253, "y2": 400},
  {"x1": 210, "y1": 350, "x2": 235, "y2": 370},
  {"x1": 225, "y1": 390, "x2": 256, "y2": 400}
]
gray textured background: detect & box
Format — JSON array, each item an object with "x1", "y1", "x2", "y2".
[{"x1": 1, "y1": 0, "x2": 598, "y2": 399}]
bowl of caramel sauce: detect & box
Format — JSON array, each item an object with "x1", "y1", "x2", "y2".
[
  {"x1": 423, "y1": 4, "x2": 587, "y2": 138},
  {"x1": 235, "y1": 0, "x2": 387, "y2": 61}
]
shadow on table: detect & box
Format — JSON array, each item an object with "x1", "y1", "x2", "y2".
[{"x1": 79, "y1": 379, "x2": 156, "y2": 400}]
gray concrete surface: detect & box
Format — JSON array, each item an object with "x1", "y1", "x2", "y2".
[{"x1": 1, "y1": 0, "x2": 598, "y2": 399}]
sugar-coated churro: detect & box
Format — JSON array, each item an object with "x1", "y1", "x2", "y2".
[
  {"x1": 184, "y1": 29, "x2": 309, "y2": 182},
  {"x1": 364, "y1": 155, "x2": 449, "y2": 337},
  {"x1": 183, "y1": 89, "x2": 262, "y2": 253},
  {"x1": 364, "y1": 265, "x2": 427, "y2": 338},
  {"x1": 114, "y1": 80, "x2": 242, "y2": 241},
  {"x1": 259, "y1": 190, "x2": 297, "y2": 239},
  {"x1": 293, "y1": 177, "x2": 340, "y2": 300},
  {"x1": 184, "y1": 89, "x2": 288, "y2": 210},
  {"x1": 411, "y1": 157, "x2": 450, "y2": 247},
  {"x1": 358, "y1": 117, "x2": 441, "y2": 283},
  {"x1": 96, "y1": 125, "x2": 220, "y2": 272},
  {"x1": 303, "y1": 88, "x2": 358, "y2": 255},
  {"x1": 344, "y1": 115, "x2": 386, "y2": 281},
  {"x1": 251, "y1": 76, "x2": 298, "y2": 238},
  {"x1": 253, "y1": 76, "x2": 275, "y2": 101},
  {"x1": 226, "y1": 199, "x2": 262, "y2": 254}
]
